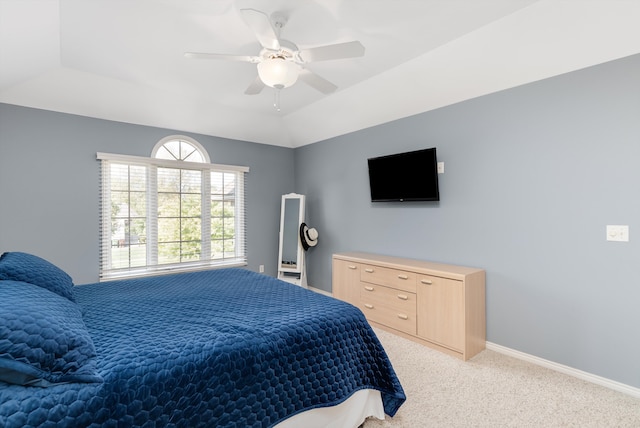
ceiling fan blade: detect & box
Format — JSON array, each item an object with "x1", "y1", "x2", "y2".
[
  {"x1": 184, "y1": 52, "x2": 260, "y2": 63},
  {"x1": 298, "y1": 69, "x2": 338, "y2": 94},
  {"x1": 240, "y1": 8, "x2": 280, "y2": 51},
  {"x1": 244, "y1": 76, "x2": 265, "y2": 95},
  {"x1": 298, "y1": 41, "x2": 365, "y2": 63}
]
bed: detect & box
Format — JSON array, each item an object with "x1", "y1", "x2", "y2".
[{"x1": 0, "y1": 252, "x2": 405, "y2": 427}]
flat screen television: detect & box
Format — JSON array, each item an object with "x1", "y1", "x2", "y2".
[{"x1": 367, "y1": 147, "x2": 439, "y2": 202}]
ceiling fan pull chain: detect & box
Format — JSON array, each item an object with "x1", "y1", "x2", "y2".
[{"x1": 274, "y1": 88, "x2": 281, "y2": 112}]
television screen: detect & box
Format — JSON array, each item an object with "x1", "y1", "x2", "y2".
[{"x1": 367, "y1": 148, "x2": 439, "y2": 202}]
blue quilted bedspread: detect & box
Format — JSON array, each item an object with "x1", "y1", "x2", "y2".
[{"x1": 1, "y1": 268, "x2": 405, "y2": 427}]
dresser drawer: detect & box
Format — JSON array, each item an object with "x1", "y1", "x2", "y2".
[
  {"x1": 360, "y1": 264, "x2": 416, "y2": 293},
  {"x1": 360, "y1": 283, "x2": 417, "y2": 335}
]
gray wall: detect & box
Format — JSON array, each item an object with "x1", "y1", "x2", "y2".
[
  {"x1": 1, "y1": 53, "x2": 638, "y2": 390},
  {"x1": 0, "y1": 104, "x2": 294, "y2": 283},
  {"x1": 295, "y1": 53, "x2": 640, "y2": 388}
]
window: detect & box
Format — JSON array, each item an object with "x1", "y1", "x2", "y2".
[{"x1": 98, "y1": 136, "x2": 248, "y2": 280}]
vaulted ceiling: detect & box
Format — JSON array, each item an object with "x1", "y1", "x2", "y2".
[{"x1": 1, "y1": 0, "x2": 639, "y2": 148}]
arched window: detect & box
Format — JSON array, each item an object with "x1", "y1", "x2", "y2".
[
  {"x1": 152, "y1": 136, "x2": 210, "y2": 163},
  {"x1": 97, "y1": 136, "x2": 248, "y2": 280}
]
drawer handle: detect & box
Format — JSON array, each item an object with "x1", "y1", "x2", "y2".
[
  {"x1": 364, "y1": 286, "x2": 374, "y2": 292},
  {"x1": 364, "y1": 268, "x2": 374, "y2": 273},
  {"x1": 397, "y1": 294, "x2": 408, "y2": 300},
  {"x1": 397, "y1": 274, "x2": 409, "y2": 280},
  {"x1": 397, "y1": 314, "x2": 409, "y2": 320},
  {"x1": 364, "y1": 304, "x2": 374, "y2": 309},
  {"x1": 420, "y1": 279, "x2": 433, "y2": 285},
  {"x1": 348, "y1": 265, "x2": 357, "y2": 270}
]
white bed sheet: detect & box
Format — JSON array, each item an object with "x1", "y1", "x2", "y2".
[{"x1": 274, "y1": 389, "x2": 385, "y2": 428}]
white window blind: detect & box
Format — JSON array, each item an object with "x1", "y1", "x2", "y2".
[{"x1": 98, "y1": 152, "x2": 248, "y2": 281}]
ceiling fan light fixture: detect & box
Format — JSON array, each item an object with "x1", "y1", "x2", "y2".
[{"x1": 257, "y1": 57, "x2": 300, "y2": 89}]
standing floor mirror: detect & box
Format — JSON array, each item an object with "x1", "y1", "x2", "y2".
[{"x1": 277, "y1": 193, "x2": 307, "y2": 288}]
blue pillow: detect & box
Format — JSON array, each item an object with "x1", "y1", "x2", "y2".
[
  {"x1": 0, "y1": 251, "x2": 75, "y2": 302},
  {"x1": 0, "y1": 280, "x2": 103, "y2": 387}
]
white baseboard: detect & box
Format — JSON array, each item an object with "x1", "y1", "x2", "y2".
[
  {"x1": 307, "y1": 284, "x2": 332, "y2": 297},
  {"x1": 486, "y1": 342, "x2": 640, "y2": 398}
]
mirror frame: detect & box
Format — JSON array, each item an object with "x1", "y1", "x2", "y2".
[{"x1": 278, "y1": 193, "x2": 305, "y2": 274}]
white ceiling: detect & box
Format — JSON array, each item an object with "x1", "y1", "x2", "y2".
[{"x1": 1, "y1": 0, "x2": 640, "y2": 148}]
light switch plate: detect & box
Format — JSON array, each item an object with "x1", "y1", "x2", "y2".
[
  {"x1": 437, "y1": 162, "x2": 444, "y2": 174},
  {"x1": 606, "y1": 225, "x2": 629, "y2": 242}
]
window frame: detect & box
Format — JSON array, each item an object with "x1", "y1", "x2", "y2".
[{"x1": 97, "y1": 149, "x2": 249, "y2": 281}]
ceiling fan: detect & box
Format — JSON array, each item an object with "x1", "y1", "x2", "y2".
[{"x1": 185, "y1": 8, "x2": 365, "y2": 102}]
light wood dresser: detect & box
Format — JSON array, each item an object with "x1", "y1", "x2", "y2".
[{"x1": 332, "y1": 252, "x2": 486, "y2": 361}]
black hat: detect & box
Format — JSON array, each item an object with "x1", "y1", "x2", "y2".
[{"x1": 299, "y1": 223, "x2": 318, "y2": 250}]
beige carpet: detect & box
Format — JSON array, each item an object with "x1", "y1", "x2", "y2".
[{"x1": 363, "y1": 328, "x2": 640, "y2": 428}]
